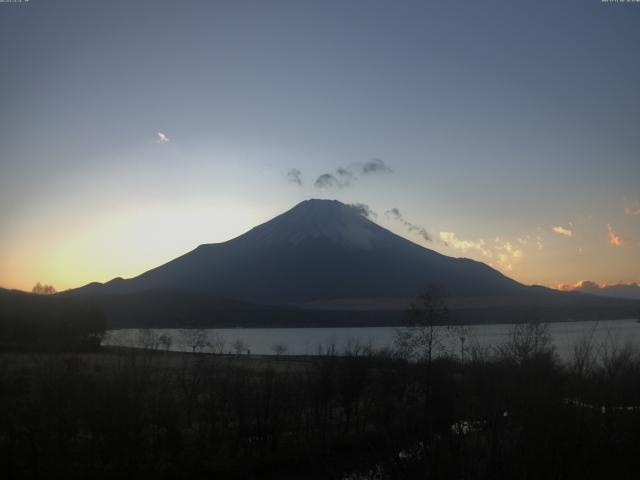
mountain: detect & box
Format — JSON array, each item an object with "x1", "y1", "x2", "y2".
[
  {"x1": 66, "y1": 199, "x2": 640, "y2": 327},
  {"x1": 71, "y1": 199, "x2": 528, "y2": 302},
  {"x1": 560, "y1": 281, "x2": 640, "y2": 300}
]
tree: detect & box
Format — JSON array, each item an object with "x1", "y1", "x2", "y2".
[
  {"x1": 232, "y1": 338, "x2": 247, "y2": 355},
  {"x1": 32, "y1": 282, "x2": 56, "y2": 295},
  {"x1": 394, "y1": 285, "x2": 451, "y2": 362},
  {"x1": 208, "y1": 332, "x2": 226, "y2": 354},
  {"x1": 180, "y1": 329, "x2": 211, "y2": 353},
  {"x1": 271, "y1": 343, "x2": 287, "y2": 356},
  {"x1": 497, "y1": 321, "x2": 555, "y2": 366},
  {"x1": 393, "y1": 285, "x2": 453, "y2": 456}
]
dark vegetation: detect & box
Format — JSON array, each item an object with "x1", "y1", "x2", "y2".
[
  {"x1": 0, "y1": 289, "x2": 105, "y2": 351},
  {"x1": 2, "y1": 327, "x2": 640, "y2": 478},
  {"x1": 30, "y1": 283, "x2": 56, "y2": 295},
  {"x1": 2, "y1": 287, "x2": 640, "y2": 478}
]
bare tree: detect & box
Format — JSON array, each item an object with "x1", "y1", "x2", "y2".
[
  {"x1": 271, "y1": 343, "x2": 287, "y2": 356},
  {"x1": 393, "y1": 285, "x2": 453, "y2": 457},
  {"x1": 180, "y1": 329, "x2": 211, "y2": 353},
  {"x1": 208, "y1": 332, "x2": 226, "y2": 354},
  {"x1": 497, "y1": 321, "x2": 555, "y2": 365},
  {"x1": 394, "y1": 285, "x2": 451, "y2": 363},
  {"x1": 138, "y1": 329, "x2": 164, "y2": 350},
  {"x1": 158, "y1": 333, "x2": 173, "y2": 351},
  {"x1": 232, "y1": 338, "x2": 247, "y2": 355}
]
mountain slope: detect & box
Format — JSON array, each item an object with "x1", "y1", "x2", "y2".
[{"x1": 71, "y1": 199, "x2": 527, "y2": 302}]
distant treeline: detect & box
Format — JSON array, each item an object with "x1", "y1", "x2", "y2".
[
  {"x1": 0, "y1": 290, "x2": 106, "y2": 351},
  {"x1": 69, "y1": 289, "x2": 640, "y2": 329}
]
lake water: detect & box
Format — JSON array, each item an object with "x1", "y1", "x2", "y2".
[{"x1": 103, "y1": 318, "x2": 640, "y2": 361}]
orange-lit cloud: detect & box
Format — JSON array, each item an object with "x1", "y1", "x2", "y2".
[
  {"x1": 552, "y1": 225, "x2": 572, "y2": 237},
  {"x1": 624, "y1": 207, "x2": 640, "y2": 217},
  {"x1": 496, "y1": 253, "x2": 512, "y2": 270},
  {"x1": 607, "y1": 224, "x2": 624, "y2": 247},
  {"x1": 501, "y1": 241, "x2": 523, "y2": 258},
  {"x1": 557, "y1": 280, "x2": 599, "y2": 292},
  {"x1": 440, "y1": 231, "x2": 531, "y2": 272},
  {"x1": 439, "y1": 231, "x2": 491, "y2": 257},
  {"x1": 494, "y1": 240, "x2": 524, "y2": 271}
]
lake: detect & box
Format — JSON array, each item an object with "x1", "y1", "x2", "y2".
[{"x1": 103, "y1": 318, "x2": 640, "y2": 361}]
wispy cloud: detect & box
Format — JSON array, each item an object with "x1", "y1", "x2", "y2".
[
  {"x1": 285, "y1": 168, "x2": 302, "y2": 186},
  {"x1": 552, "y1": 225, "x2": 572, "y2": 237},
  {"x1": 156, "y1": 131, "x2": 170, "y2": 143},
  {"x1": 607, "y1": 224, "x2": 624, "y2": 246},
  {"x1": 361, "y1": 158, "x2": 392, "y2": 175},
  {"x1": 624, "y1": 207, "x2": 640, "y2": 217},
  {"x1": 386, "y1": 208, "x2": 431, "y2": 241}
]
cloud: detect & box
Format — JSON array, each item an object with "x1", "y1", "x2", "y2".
[
  {"x1": 557, "y1": 280, "x2": 601, "y2": 293},
  {"x1": 361, "y1": 158, "x2": 392, "y2": 175},
  {"x1": 314, "y1": 173, "x2": 340, "y2": 188},
  {"x1": 314, "y1": 168, "x2": 355, "y2": 188},
  {"x1": 436, "y1": 232, "x2": 527, "y2": 271},
  {"x1": 624, "y1": 207, "x2": 640, "y2": 217},
  {"x1": 285, "y1": 168, "x2": 302, "y2": 186},
  {"x1": 493, "y1": 240, "x2": 524, "y2": 270},
  {"x1": 386, "y1": 208, "x2": 431, "y2": 242},
  {"x1": 607, "y1": 224, "x2": 624, "y2": 246},
  {"x1": 552, "y1": 226, "x2": 572, "y2": 237},
  {"x1": 314, "y1": 158, "x2": 393, "y2": 189},
  {"x1": 386, "y1": 207, "x2": 401, "y2": 218},
  {"x1": 496, "y1": 253, "x2": 512, "y2": 271},
  {"x1": 349, "y1": 203, "x2": 377, "y2": 219},
  {"x1": 384, "y1": 207, "x2": 403, "y2": 221},
  {"x1": 156, "y1": 131, "x2": 170, "y2": 143},
  {"x1": 336, "y1": 167, "x2": 355, "y2": 185},
  {"x1": 496, "y1": 241, "x2": 523, "y2": 258},
  {"x1": 438, "y1": 231, "x2": 490, "y2": 257}
]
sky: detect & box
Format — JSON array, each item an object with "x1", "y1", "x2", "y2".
[{"x1": 1, "y1": 0, "x2": 639, "y2": 293}]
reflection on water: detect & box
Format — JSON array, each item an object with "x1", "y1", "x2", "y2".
[{"x1": 103, "y1": 318, "x2": 640, "y2": 361}]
